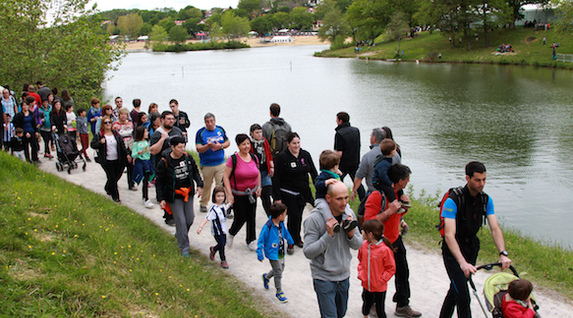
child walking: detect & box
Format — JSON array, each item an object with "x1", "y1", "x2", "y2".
[
  {"x1": 76, "y1": 108, "x2": 91, "y2": 162},
  {"x1": 257, "y1": 202, "x2": 294, "y2": 303},
  {"x1": 358, "y1": 219, "x2": 396, "y2": 318},
  {"x1": 131, "y1": 126, "x2": 154, "y2": 209},
  {"x1": 2, "y1": 113, "x2": 14, "y2": 152},
  {"x1": 197, "y1": 186, "x2": 231, "y2": 269},
  {"x1": 11, "y1": 128, "x2": 26, "y2": 161}
]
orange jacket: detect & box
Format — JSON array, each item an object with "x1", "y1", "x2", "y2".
[{"x1": 357, "y1": 240, "x2": 396, "y2": 292}]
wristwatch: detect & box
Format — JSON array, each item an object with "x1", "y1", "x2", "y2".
[{"x1": 499, "y1": 250, "x2": 509, "y2": 257}]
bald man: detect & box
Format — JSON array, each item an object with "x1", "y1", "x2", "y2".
[{"x1": 303, "y1": 181, "x2": 362, "y2": 318}]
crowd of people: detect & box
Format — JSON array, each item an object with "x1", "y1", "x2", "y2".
[{"x1": 3, "y1": 89, "x2": 532, "y2": 318}]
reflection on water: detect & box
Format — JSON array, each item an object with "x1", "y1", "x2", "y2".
[{"x1": 104, "y1": 46, "x2": 573, "y2": 248}]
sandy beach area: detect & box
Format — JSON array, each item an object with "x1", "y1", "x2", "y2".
[
  {"x1": 39, "y1": 152, "x2": 572, "y2": 318},
  {"x1": 123, "y1": 35, "x2": 328, "y2": 51}
]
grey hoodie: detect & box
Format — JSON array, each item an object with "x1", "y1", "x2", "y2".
[{"x1": 303, "y1": 199, "x2": 362, "y2": 281}]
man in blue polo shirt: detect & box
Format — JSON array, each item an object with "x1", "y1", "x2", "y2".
[
  {"x1": 195, "y1": 113, "x2": 230, "y2": 212},
  {"x1": 439, "y1": 161, "x2": 511, "y2": 318}
]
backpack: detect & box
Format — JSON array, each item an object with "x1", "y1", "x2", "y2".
[
  {"x1": 437, "y1": 186, "x2": 488, "y2": 238},
  {"x1": 357, "y1": 189, "x2": 386, "y2": 226},
  {"x1": 266, "y1": 123, "x2": 290, "y2": 156}
]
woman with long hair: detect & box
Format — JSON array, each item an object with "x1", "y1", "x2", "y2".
[
  {"x1": 90, "y1": 115, "x2": 130, "y2": 202},
  {"x1": 113, "y1": 107, "x2": 136, "y2": 191}
]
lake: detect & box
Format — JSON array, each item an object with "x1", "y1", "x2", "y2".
[{"x1": 103, "y1": 45, "x2": 573, "y2": 249}]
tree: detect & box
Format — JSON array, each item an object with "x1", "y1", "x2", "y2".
[
  {"x1": 238, "y1": 0, "x2": 263, "y2": 18},
  {"x1": 157, "y1": 16, "x2": 176, "y2": 33},
  {"x1": 347, "y1": 0, "x2": 392, "y2": 42},
  {"x1": 289, "y1": 6, "x2": 315, "y2": 30},
  {"x1": 169, "y1": 25, "x2": 188, "y2": 44},
  {"x1": 117, "y1": 13, "x2": 143, "y2": 39},
  {"x1": 221, "y1": 10, "x2": 250, "y2": 39},
  {"x1": 318, "y1": 1, "x2": 351, "y2": 49},
  {"x1": 472, "y1": 0, "x2": 512, "y2": 46},
  {"x1": 387, "y1": 11, "x2": 410, "y2": 54},
  {"x1": 271, "y1": 11, "x2": 290, "y2": 29},
  {"x1": 149, "y1": 24, "x2": 168, "y2": 43},
  {"x1": 177, "y1": 6, "x2": 203, "y2": 20},
  {"x1": 555, "y1": 0, "x2": 573, "y2": 32},
  {"x1": 0, "y1": 0, "x2": 122, "y2": 107},
  {"x1": 506, "y1": 0, "x2": 549, "y2": 29},
  {"x1": 251, "y1": 15, "x2": 274, "y2": 35}
]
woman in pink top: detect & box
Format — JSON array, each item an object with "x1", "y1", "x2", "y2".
[{"x1": 223, "y1": 133, "x2": 261, "y2": 251}]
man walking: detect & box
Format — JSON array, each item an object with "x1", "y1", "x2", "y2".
[
  {"x1": 303, "y1": 181, "x2": 362, "y2": 318},
  {"x1": 334, "y1": 111, "x2": 364, "y2": 200},
  {"x1": 169, "y1": 99, "x2": 190, "y2": 139},
  {"x1": 195, "y1": 113, "x2": 229, "y2": 213},
  {"x1": 351, "y1": 127, "x2": 387, "y2": 200},
  {"x1": 262, "y1": 103, "x2": 292, "y2": 157},
  {"x1": 439, "y1": 161, "x2": 511, "y2": 318},
  {"x1": 364, "y1": 164, "x2": 422, "y2": 317}
]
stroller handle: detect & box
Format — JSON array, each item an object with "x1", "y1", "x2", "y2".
[{"x1": 476, "y1": 262, "x2": 518, "y2": 277}]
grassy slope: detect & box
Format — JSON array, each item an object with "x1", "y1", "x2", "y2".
[
  {"x1": 0, "y1": 152, "x2": 279, "y2": 317},
  {"x1": 317, "y1": 28, "x2": 573, "y2": 69}
]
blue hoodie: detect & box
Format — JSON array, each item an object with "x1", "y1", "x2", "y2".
[{"x1": 257, "y1": 217, "x2": 294, "y2": 261}]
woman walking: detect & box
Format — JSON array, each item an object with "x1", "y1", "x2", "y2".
[
  {"x1": 13, "y1": 96, "x2": 40, "y2": 164},
  {"x1": 272, "y1": 132, "x2": 317, "y2": 254},
  {"x1": 223, "y1": 133, "x2": 261, "y2": 251},
  {"x1": 91, "y1": 116, "x2": 130, "y2": 202},
  {"x1": 113, "y1": 108, "x2": 136, "y2": 191}
]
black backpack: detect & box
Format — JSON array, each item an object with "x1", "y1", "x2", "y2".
[{"x1": 437, "y1": 186, "x2": 488, "y2": 239}]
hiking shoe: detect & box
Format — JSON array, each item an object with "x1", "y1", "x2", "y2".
[
  {"x1": 221, "y1": 261, "x2": 229, "y2": 269},
  {"x1": 287, "y1": 244, "x2": 294, "y2": 255},
  {"x1": 396, "y1": 207, "x2": 406, "y2": 214},
  {"x1": 262, "y1": 273, "x2": 270, "y2": 290},
  {"x1": 144, "y1": 200, "x2": 154, "y2": 209},
  {"x1": 200, "y1": 206, "x2": 207, "y2": 213},
  {"x1": 209, "y1": 246, "x2": 216, "y2": 260},
  {"x1": 248, "y1": 241, "x2": 257, "y2": 251},
  {"x1": 400, "y1": 201, "x2": 412, "y2": 209},
  {"x1": 276, "y1": 291, "x2": 288, "y2": 303},
  {"x1": 295, "y1": 241, "x2": 304, "y2": 248},
  {"x1": 165, "y1": 218, "x2": 176, "y2": 226},
  {"x1": 227, "y1": 235, "x2": 234, "y2": 247},
  {"x1": 395, "y1": 305, "x2": 422, "y2": 317},
  {"x1": 342, "y1": 219, "x2": 359, "y2": 232}
]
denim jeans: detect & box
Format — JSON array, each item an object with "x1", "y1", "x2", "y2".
[{"x1": 313, "y1": 278, "x2": 350, "y2": 318}]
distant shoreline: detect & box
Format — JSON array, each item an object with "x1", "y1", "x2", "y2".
[{"x1": 122, "y1": 35, "x2": 328, "y2": 52}]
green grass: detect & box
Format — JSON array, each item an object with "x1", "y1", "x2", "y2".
[
  {"x1": 401, "y1": 186, "x2": 573, "y2": 300},
  {"x1": 317, "y1": 28, "x2": 573, "y2": 70},
  {"x1": 0, "y1": 152, "x2": 280, "y2": 317}
]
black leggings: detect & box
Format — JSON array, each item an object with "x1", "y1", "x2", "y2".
[
  {"x1": 228, "y1": 194, "x2": 257, "y2": 244},
  {"x1": 362, "y1": 289, "x2": 387, "y2": 318},
  {"x1": 39, "y1": 130, "x2": 52, "y2": 155},
  {"x1": 101, "y1": 159, "x2": 124, "y2": 201}
]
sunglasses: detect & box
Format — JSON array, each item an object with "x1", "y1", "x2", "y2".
[{"x1": 103, "y1": 121, "x2": 112, "y2": 124}]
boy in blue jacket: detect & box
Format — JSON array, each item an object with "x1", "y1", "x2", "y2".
[{"x1": 257, "y1": 202, "x2": 294, "y2": 303}]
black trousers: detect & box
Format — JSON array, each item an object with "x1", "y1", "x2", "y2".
[
  {"x1": 392, "y1": 236, "x2": 411, "y2": 307},
  {"x1": 101, "y1": 159, "x2": 124, "y2": 201},
  {"x1": 281, "y1": 191, "x2": 306, "y2": 244},
  {"x1": 23, "y1": 132, "x2": 39, "y2": 162},
  {"x1": 39, "y1": 130, "x2": 52, "y2": 155},
  {"x1": 213, "y1": 234, "x2": 227, "y2": 261},
  {"x1": 362, "y1": 289, "x2": 387, "y2": 318},
  {"x1": 228, "y1": 194, "x2": 257, "y2": 244},
  {"x1": 340, "y1": 165, "x2": 365, "y2": 201},
  {"x1": 261, "y1": 186, "x2": 272, "y2": 216},
  {"x1": 439, "y1": 238, "x2": 480, "y2": 318}
]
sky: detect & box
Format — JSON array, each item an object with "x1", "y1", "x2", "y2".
[{"x1": 90, "y1": 0, "x2": 240, "y2": 12}]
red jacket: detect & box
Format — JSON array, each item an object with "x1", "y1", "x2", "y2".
[
  {"x1": 357, "y1": 240, "x2": 396, "y2": 292},
  {"x1": 250, "y1": 137, "x2": 273, "y2": 173},
  {"x1": 501, "y1": 295, "x2": 536, "y2": 318}
]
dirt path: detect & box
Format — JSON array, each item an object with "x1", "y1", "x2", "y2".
[{"x1": 39, "y1": 155, "x2": 572, "y2": 317}]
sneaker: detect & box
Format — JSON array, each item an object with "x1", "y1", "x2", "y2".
[
  {"x1": 295, "y1": 241, "x2": 304, "y2": 248},
  {"x1": 248, "y1": 241, "x2": 257, "y2": 251},
  {"x1": 342, "y1": 219, "x2": 359, "y2": 232},
  {"x1": 129, "y1": 186, "x2": 137, "y2": 191},
  {"x1": 227, "y1": 235, "x2": 234, "y2": 247},
  {"x1": 400, "y1": 201, "x2": 412, "y2": 209},
  {"x1": 333, "y1": 222, "x2": 341, "y2": 233},
  {"x1": 275, "y1": 291, "x2": 288, "y2": 303},
  {"x1": 144, "y1": 200, "x2": 154, "y2": 209},
  {"x1": 44, "y1": 153, "x2": 53, "y2": 159},
  {"x1": 226, "y1": 207, "x2": 234, "y2": 219},
  {"x1": 395, "y1": 305, "x2": 422, "y2": 317},
  {"x1": 165, "y1": 218, "x2": 176, "y2": 226},
  {"x1": 85, "y1": 157, "x2": 92, "y2": 162},
  {"x1": 262, "y1": 273, "x2": 270, "y2": 290},
  {"x1": 221, "y1": 261, "x2": 229, "y2": 269},
  {"x1": 181, "y1": 253, "x2": 190, "y2": 258},
  {"x1": 396, "y1": 207, "x2": 406, "y2": 214},
  {"x1": 209, "y1": 246, "x2": 216, "y2": 260},
  {"x1": 200, "y1": 206, "x2": 207, "y2": 213},
  {"x1": 287, "y1": 244, "x2": 294, "y2": 255}
]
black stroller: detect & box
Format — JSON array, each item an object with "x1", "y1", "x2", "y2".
[{"x1": 53, "y1": 133, "x2": 86, "y2": 174}]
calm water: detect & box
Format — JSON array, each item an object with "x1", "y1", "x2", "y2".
[{"x1": 104, "y1": 45, "x2": 573, "y2": 248}]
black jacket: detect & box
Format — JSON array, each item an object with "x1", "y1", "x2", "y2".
[
  {"x1": 272, "y1": 148, "x2": 317, "y2": 203},
  {"x1": 334, "y1": 122, "x2": 361, "y2": 168},
  {"x1": 155, "y1": 152, "x2": 204, "y2": 203},
  {"x1": 90, "y1": 130, "x2": 129, "y2": 165}
]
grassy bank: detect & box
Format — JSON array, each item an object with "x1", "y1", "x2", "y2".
[
  {"x1": 402, "y1": 187, "x2": 573, "y2": 300},
  {"x1": 0, "y1": 152, "x2": 280, "y2": 317},
  {"x1": 152, "y1": 40, "x2": 249, "y2": 52},
  {"x1": 317, "y1": 28, "x2": 573, "y2": 70}
]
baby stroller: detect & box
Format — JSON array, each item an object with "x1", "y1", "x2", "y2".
[
  {"x1": 53, "y1": 133, "x2": 86, "y2": 174},
  {"x1": 470, "y1": 263, "x2": 540, "y2": 318}
]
